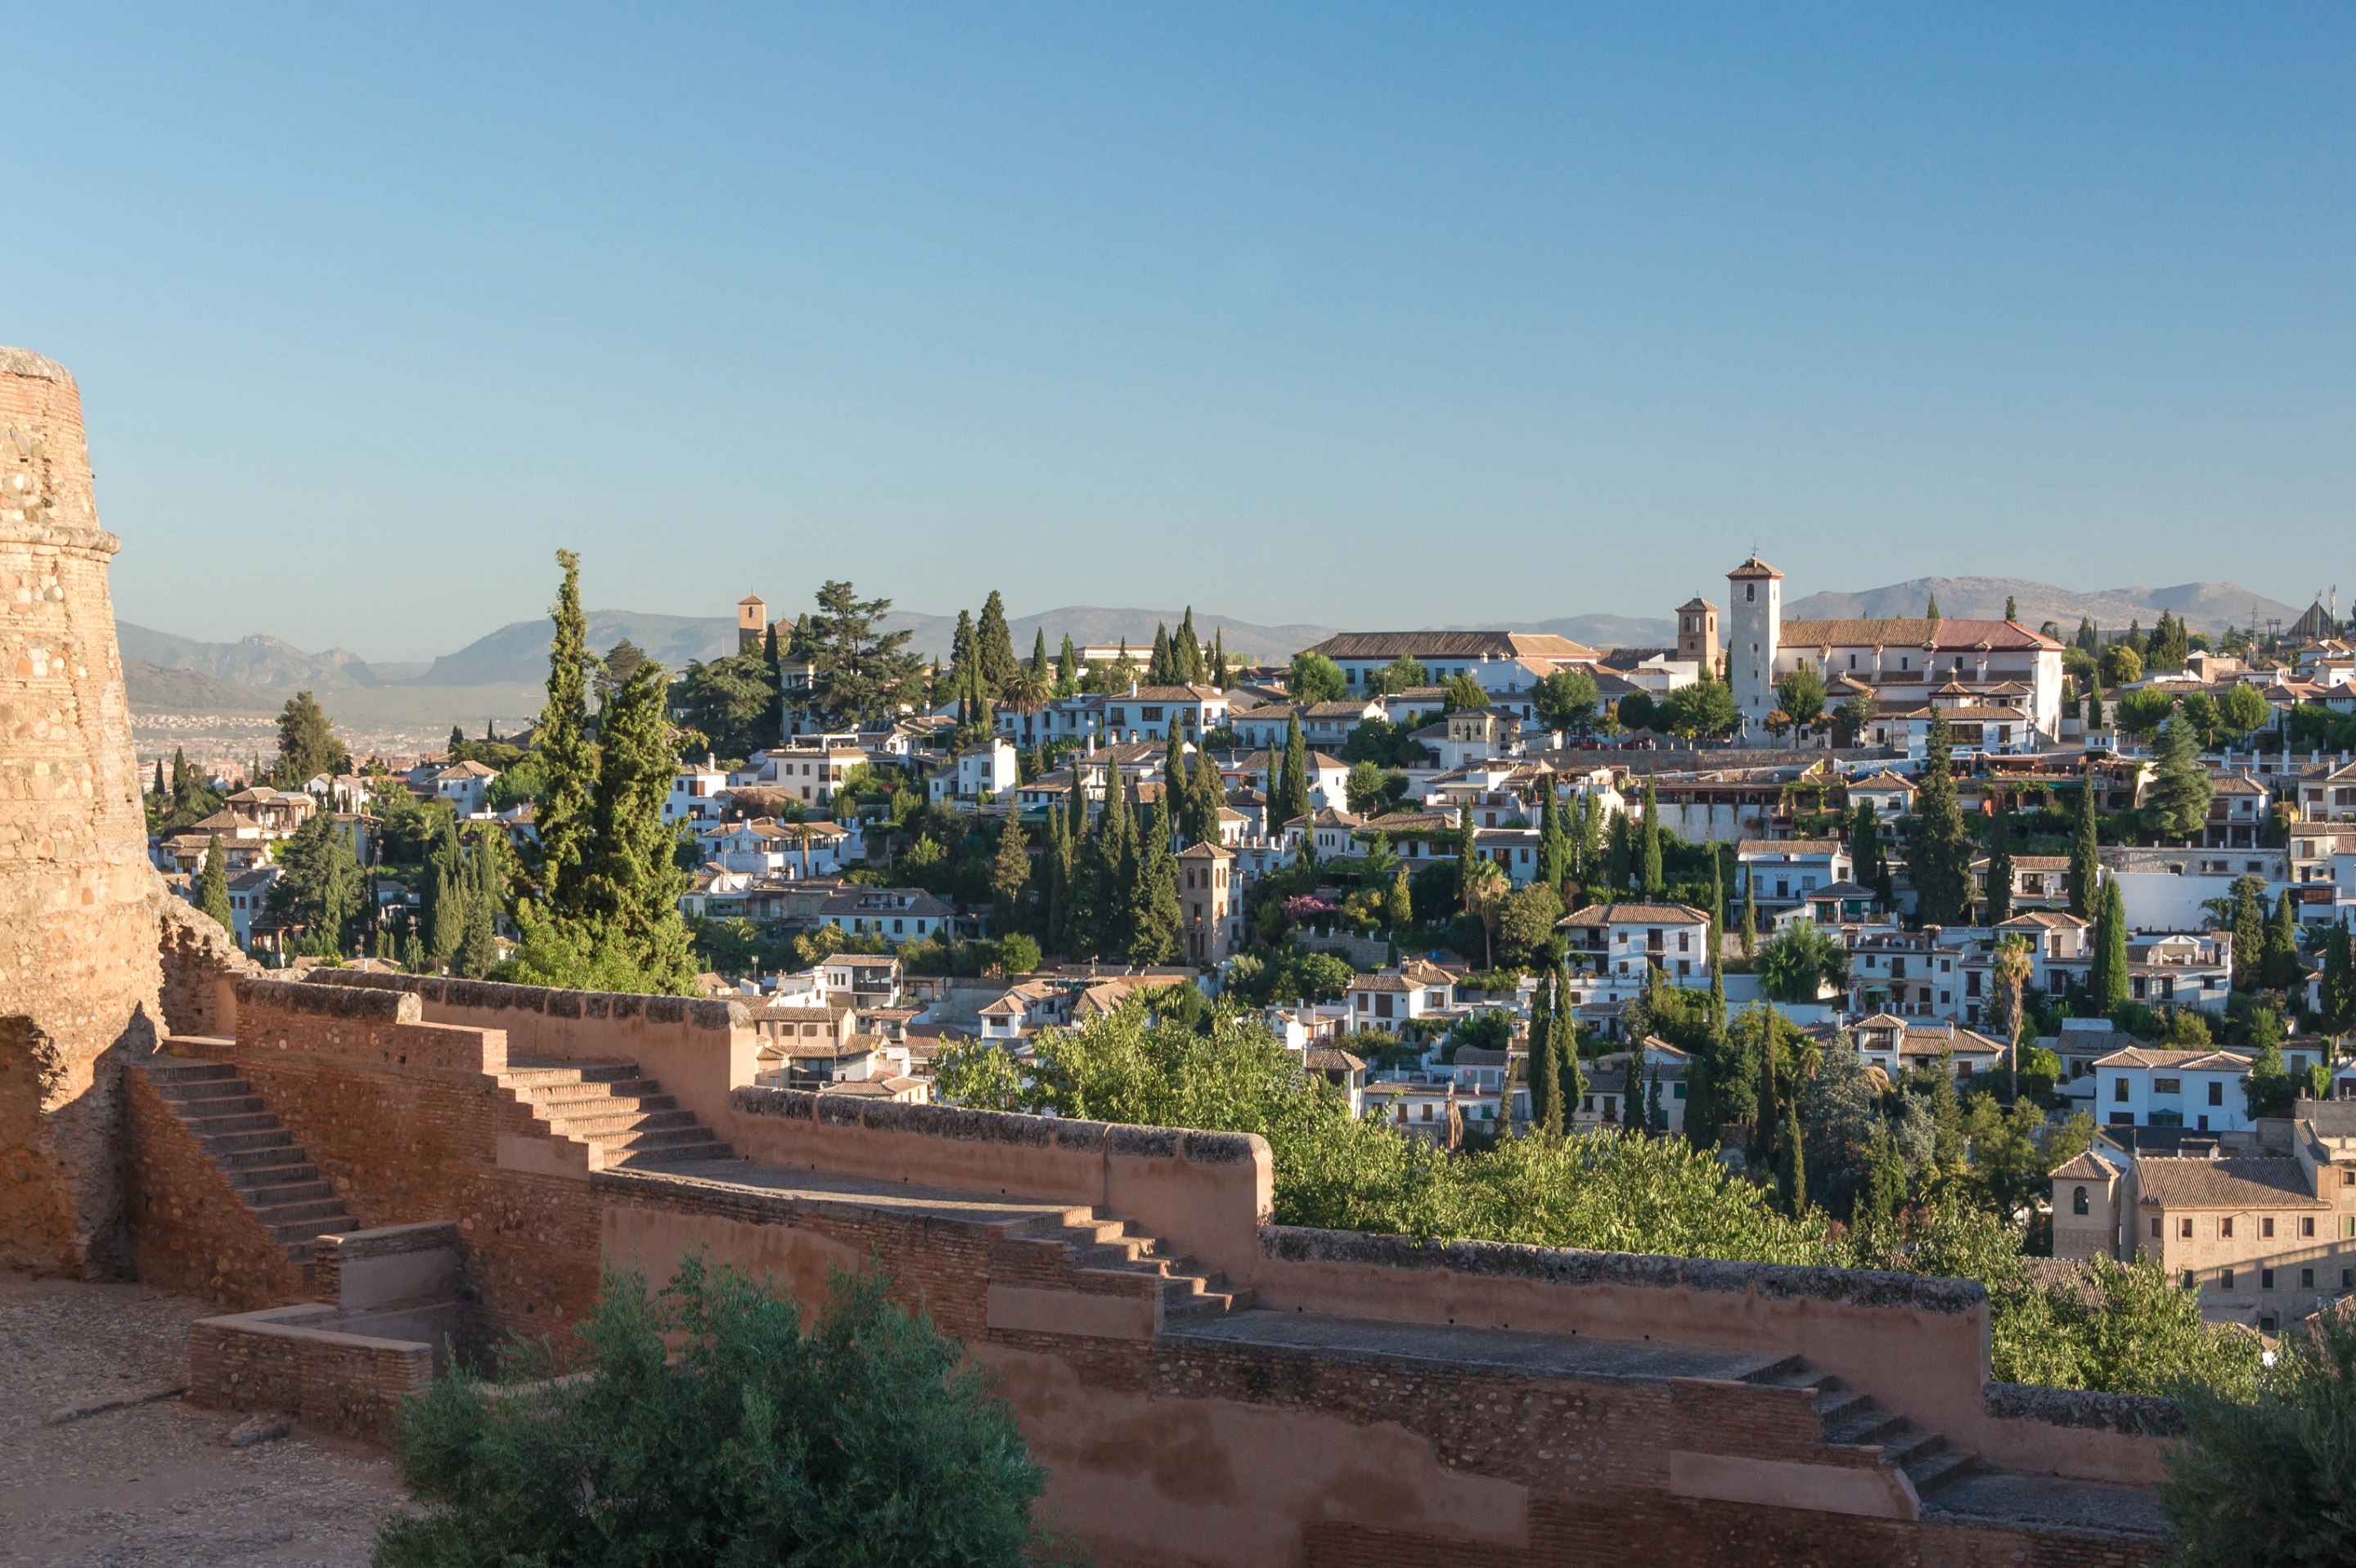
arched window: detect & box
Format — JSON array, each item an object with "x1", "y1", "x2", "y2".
[{"x1": 2072, "y1": 1186, "x2": 2090, "y2": 1215}]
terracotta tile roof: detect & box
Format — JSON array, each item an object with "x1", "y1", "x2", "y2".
[
  {"x1": 2093, "y1": 1047, "x2": 2251, "y2": 1072},
  {"x1": 1307, "y1": 631, "x2": 1600, "y2": 663},
  {"x1": 1737, "y1": 839, "x2": 1844, "y2": 856},
  {"x1": 2051, "y1": 1151, "x2": 2120, "y2": 1182},
  {"x1": 1558, "y1": 901, "x2": 1710, "y2": 927},
  {"x1": 2134, "y1": 1157, "x2": 2327, "y2": 1210},
  {"x1": 1781, "y1": 618, "x2": 2062, "y2": 652}
]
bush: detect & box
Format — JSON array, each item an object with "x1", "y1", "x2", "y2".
[
  {"x1": 2160, "y1": 1307, "x2": 2356, "y2": 1566},
  {"x1": 373, "y1": 1257, "x2": 1051, "y2": 1566}
]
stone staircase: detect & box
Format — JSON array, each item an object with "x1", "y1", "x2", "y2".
[
  {"x1": 144, "y1": 1061, "x2": 360, "y2": 1274},
  {"x1": 499, "y1": 1058, "x2": 733, "y2": 1170},
  {"x1": 1032, "y1": 1210, "x2": 1255, "y2": 1325},
  {"x1": 1745, "y1": 1355, "x2": 1981, "y2": 1498}
]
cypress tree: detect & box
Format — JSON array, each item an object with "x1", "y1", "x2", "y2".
[
  {"x1": 456, "y1": 892, "x2": 499, "y2": 977},
  {"x1": 1576, "y1": 791, "x2": 1600, "y2": 886},
  {"x1": 1606, "y1": 811, "x2": 1632, "y2": 893},
  {"x1": 2319, "y1": 919, "x2": 2355, "y2": 1036},
  {"x1": 2264, "y1": 891, "x2": 2303, "y2": 992},
  {"x1": 1777, "y1": 1098, "x2": 1806, "y2": 1216},
  {"x1": 171, "y1": 745, "x2": 190, "y2": 804},
  {"x1": 1640, "y1": 777, "x2": 1664, "y2": 896},
  {"x1": 989, "y1": 814, "x2": 1032, "y2": 934},
  {"x1": 1040, "y1": 806, "x2": 1068, "y2": 954},
  {"x1": 1538, "y1": 787, "x2": 1571, "y2": 895},
  {"x1": 949, "y1": 610, "x2": 978, "y2": 702},
  {"x1": 2069, "y1": 783, "x2": 2101, "y2": 919},
  {"x1": 198, "y1": 834, "x2": 236, "y2": 937},
  {"x1": 2003, "y1": 594, "x2": 2017, "y2": 623},
  {"x1": 428, "y1": 857, "x2": 465, "y2": 962},
  {"x1": 1708, "y1": 845, "x2": 1725, "y2": 963},
  {"x1": 1526, "y1": 970, "x2": 1554, "y2": 1131},
  {"x1": 1210, "y1": 630, "x2": 1228, "y2": 690},
  {"x1": 1740, "y1": 862, "x2": 1759, "y2": 957},
  {"x1": 2230, "y1": 875, "x2": 2266, "y2": 995},
  {"x1": 977, "y1": 591, "x2": 1018, "y2": 695},
  {"x1": 1539, "y1": 1004, "x2": 1565, "y2": 1138},
  {"x1": 1752, "y1": 1008, "x2": 1779, "y2": 1166},
  {"x1": 1985, "y1": 791, "x2": 2015, "y2": 926},
  {"x1": 152, "y1": 757, "x2": 166, "y2": 797},
  {"x1": 538, "y1": 550, "x2": 597, "y2": 915},
  {"x1": 1056, "y1": 635, "x2": 1079, "y2": 694},
  {"x1": 1147, "y1": 624, "x2": 1173, "y2": 686},
  {"x1": 580, "y1": 661, "x2": 697, "y2": 993},
  {"x1": 2147, "y1": 710, "x2": 2214, "y2": 842},
  {"x1": 1176, "y1": 608, "x2": 1203, "y2": 686},
  {"x1": 1646, "y1": 1058, "x2": 1665, "y2": 1138},
  {"x1": 2088, "y1": 881, "x2": 2129, "y2": 1013},
  {"x1": 1926, "y1": 592, "x2": 1941, "y2": 620},
  {"x1": 1853, "y1": 800, "x2": 1892, "y2": 906},
  {"x1": 1907, "y1": 709, "x2": 1972, "y2": 926},
  {"x1": 1278, "y1": 715, "x2": 1313, "y2": 831},
  {"x1": 1031, "y1": 627, "x2": 1050, "y2": 680}
]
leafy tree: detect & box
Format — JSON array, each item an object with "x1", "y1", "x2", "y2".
[
  {"x1": 1799, "y1": 1033, "x2": 1881, "y2": 1221},
  {"x1": 1054, "y1": 634, "x2": 1079, "y2": 696},
  {"x1": 2145, "y1": 711, "x2": 2214, "y2": 842},
  {"x1": 373, "y1": 1258, "x2": 1051, "y2": 1568},
  {"x1": 1774, "y1": 663, "x2": 1826, "y2": 734},
  {"x1": 537, "y1": 550, "x2": 598, "y2": 915},
  {"x1": 1758, "y1": 921, "x2": 1842, "y2": 1004},
  {"x1": 934, "y1": 1039, "x2": 1030, "y2": 1110},
  {"x1": 1441, "y1": 672, "x2": 1489, "y2": 712},
  {"x1": 1661, "y1": 676, "x2": 1736, "y2": 741},
  {"x1": 672, "y1": 651, "x2": 776, "y2": 760},
  {"x1": 273, "y1": 690, "x2": 349, "y2": 785},
  {"x1": 1532, "y1": 668, "x2": 1598, "y2": 735},
  {"x1": 1852, "y1": 800, "x2": 1893, "y2": 906},
  {"x1": 2003, "y1": 594, "x2": 2017, "y2": 623},
  {"x1": 1990, "y1": 1255, "x2": 2261, "y2": 1400},
  {"x1": 1616, "y1": 690, "x2": 1657, "y2": 735},
  {"x1": 808, "y1": 580, "x2": 927, "y2": 726},
  {"x1": 1832, "y1": 694, "x2": 1874, "y2": 748},
  {"x1": 1925, "y1": 592, "x2": 1941, "y2": 620},
  {"x1": 1365, "y1": 654, "x2": 1427, "y2": 696},
  {"x1": 1906, "y1": 710, "x2": 1973, "y2": 926},
  {"x1": 2159, "y1": 1305, "x2": 2356, "y2": 1567},
  {"x1": 1344, "y1": 758, "x2": 1390, "y2": 816},
  {"x1": 593, "y1": 636, "x2": 650, "y2": 708},
  {"x1": 1288, "y1": 650, "x2": 1347, "y2": 705},
  {"x1": 1128, "y1": 793, "x2": 1183, "y2": 964},
  {"x1": 2098, "y1": 642, "x2": 2142, "y2": 686},
  {"x1": 1494, "y1": 883, "x2": 1563, "y2": 968},
  {"x1": 2068, "y1": 783, "x2": 2101, "y2": 919},
  {"x1": 1537, "y1": 787, "x2": 1572, "y2": 895},
  {"x1": 2215, "y1": 681, "x2": 2271, "y2": 739},
  {"x1": 198, "y1": 834, "x2": 236, "y2": 937}
]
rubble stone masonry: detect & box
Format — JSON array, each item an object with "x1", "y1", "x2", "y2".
[{"x1": 0, "y1": 346, "x2": 162, "y2": 1276}]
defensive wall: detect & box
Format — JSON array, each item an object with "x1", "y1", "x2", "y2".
[{"x1": 120, "y1": 968, "x2": 2177, "y2": 1566}]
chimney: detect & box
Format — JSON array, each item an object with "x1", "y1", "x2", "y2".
[{"x1": 1130, "y1": 679, "x2": 1139, "y2": 697}]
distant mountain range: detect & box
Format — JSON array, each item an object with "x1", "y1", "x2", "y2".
[{"x1": 115, "y1": 577, "x2": 2320, "y2": 712}]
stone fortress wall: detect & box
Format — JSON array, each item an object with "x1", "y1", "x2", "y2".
[{"x1": 0, "y1": 346, "x2": 163, "y2": 1275}]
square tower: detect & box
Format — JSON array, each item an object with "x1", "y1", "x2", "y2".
[
  {"x1": 738, "y1": 592, "x2": 769, "y2": 654},
  {"x1": 1725, "y1": 555, "x2": 1783, "y2": 744},
  {"x1": 1675, "y1": 597, "x2": 1720, "y2": 672}
]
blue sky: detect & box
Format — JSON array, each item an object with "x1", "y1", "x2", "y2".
[{"x1": 16, "y1": 5, "x2": 2352, "y2": 659}]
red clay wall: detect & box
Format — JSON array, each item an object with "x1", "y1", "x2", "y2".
[{"x1": 122, "y1": 1057, "x2": 308, "y2": 1310}]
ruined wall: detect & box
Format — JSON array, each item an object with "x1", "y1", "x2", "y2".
[
  {"x1": 157, "y1": 896, "x2": 259, "y2": 1040},
  {"x1": 122, "y1": 1055, "x2": 310, "y2": 1309},
  {"x1": 0, "y1": 345, "x2": 161, "y2": 1276}
]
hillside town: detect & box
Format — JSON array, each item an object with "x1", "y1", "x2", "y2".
[{"x1": 146, "y1": 555, "x2": 2356, "y2": 1346}]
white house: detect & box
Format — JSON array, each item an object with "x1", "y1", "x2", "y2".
[
  {"x1": 1302, "y1": 631, "x2": 1601, "y2": 692},
  {"x1": 663, "y1": 756, "x2": 731, "y2": 825},
  {"x1": 1736, "y1": 839, "x2": 1853, "y2": 917},
  {"x1": 2095, "y1": 1045, "x2": 2257, "y2": 1134},
  {"x1": 733, "y1": 743, "x2": 870, "y2": 806},
  {"x1": 933, "y1": 737, "x2": 1019, "y2": 805},
  {"x1": 817, "y1": 887, "x2": 957, "y2": 945},
  {"x1": 1556, "y1": 902, "x2": 1713, "y2": 1002},
  {"x1": 1344, "y1": 959, "x2": 1461, "y2": 1034}
]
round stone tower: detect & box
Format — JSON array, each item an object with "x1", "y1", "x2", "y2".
[{"x1": 0, "y1": 345, "x2": 161, "y2": 1275}]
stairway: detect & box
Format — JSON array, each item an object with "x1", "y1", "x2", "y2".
[
  {"x1": 144, "y1": 1061, "x2": 360, "y2": 1274},
  {"x1": 1032, "y1": 1210, "x2": 1255, "y2": 1325},
  {"x1": 500, "y1": 1058, "x2": 733, "y2": 1170},
  {"x1": 1745, "y1": 1356, "x2": 1981, "y2": 1498}
]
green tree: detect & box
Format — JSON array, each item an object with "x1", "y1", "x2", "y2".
[
  {"x1": 1276, "y1": 714, "x2": 1314, "y2": 830},
  {"x1": 2214, "y1": 681, "x2": 2271, "y2": 739},
  {"x1": 2098, "y1": 642, "x2": 2142, "y2": 686},
  {"x1": 562, "y1": 659, "x2": 697, "y2": 993},
  {"x1": 977, "y1": 590, "x2": 1019, "y2": 695},
  {"x1": 1537, "y1": 787, "x2": 1572, "y2": 895},
  {"x1": 2068, "y1": 782, "x2": 2101, "y2": 919},
  {"x1": 1906, "y1": 710, "x2": 1973, "y2": 926},
  {"x1": 1984, "y1": 791, "x2": 2015, "y2": 925},
  {"x1": 1533, "y1": 668, "x2": 1598, "y2": 735},
  {"x1": 1661, "y1": 676, "x2": 1737, "y2": 741},
  {"x1": 1055, "y1": 634, "x2": 1079, "y2": 696},
  {"x1": 1616, "y1": 690, "x2": 1657, "y2": 735},
  {"x1": 373, "y1": 1258, "x2": 1050, "y2": 1568},
  {"x1": 273, "y1": 690, "x2": 349, "y2": 786},
  {"x1": 672, "y1": 652, "x2": 776, "y2": 760},
  {"x1": 989, "y1": 814, "x2": 1032, "y2": 932},
  {"x1": 1344, "y1": 758, "x2": 1389, "y2": 816},
  {"x1": 2263, "y1": 889, "x2": 2303, "y2": 992},
  {"x1": 2228, "y1": 874, "x2": 2267, "y2": 995},
  {"x1": 2003, "y1": 594, "x2": 2017, "y2": 622},
  {"x1": 1442, "y1": 672, "x2": 1489, "y2": 712},
  {"x1": 1774, "y1": 663, "x2": 1826, "y2": 735},
  {"x1": 2145, "y1": 709, "x2": 2214, "y2": 842},
  {"x1": 1925, "y1": 591, "x2": 1941, "y2": 620},
  {"x1": 2088, "y1": 880, "x2": 2130, "y2": 1013},
  {"x1": 1128, "y1": 793, "x2": 1183, "y2": 964},
  {"x1": 808, "y1": 580, "x2": 928, "y2": 726},
  {"x1": 1852, "y1": 800, "x2": 1893, "y2": 907},
  {"x1": 1758, "y1": 921, "x2": 1842, "y2": 1004},
  {"x1": 1639, "y1": 778, "x2": 1665, "y2": 895},
  {"x1": 537, "y1": 549, "x2": 598, "y2": 915},
  {"x1": 2318, "y1": 919, "x2": 2355, "y2": 1036},
  {"x1": 2158, "y1": 1305, "x2": 2356, "y2": 1567},
  {"x1": 1385, "y1": 865, "x2": 1414, "y2": 930},
  {"x1": 1288, "y1": 650, "x2": 1347, "y2": 705},
  {"x1": 197, "y1": 834, "x2": 236, "y2": 937}
]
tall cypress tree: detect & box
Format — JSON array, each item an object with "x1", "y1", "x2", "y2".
[
  {"x1": 2088, "y1": 880, "x2": 2129, "y2": 1013},
  {"x1": 2319, "y1": 919, "x2": 2355, "y2": 1036},
  {"x1": 2147, "y1": 710, "x2": 2214, "y2": 842},
  {"x1": 1538, "y1": 787, "x2": 1571, "y2": 895},
  {"x1": 2069, "y1": 782, "x2": 2101, "y2": 919},
  {"x1": 1576, "y1": 792, "x2": 1600, "y2": 887},
  {"x1": 1147, "y1": 624, "x2": 1173, "y2": 686},
  {"x1": 1907, "y1": 710, "x2": 1972, "y2": 926},
  {"x1": 1777, "y1": 1097, "x2": 1807, "y2": 1216},
  {"x1": 1278, "y1": 715, "x2": 1313, "y2": 830},
  {"x1": 1056, "y1": 635, "x2": 1079, "y2": 695},
  {"x1": 1605, "y1": 811, "x2": 1632, "y2": 893},
  {"x1": 2230, "y1": 875, "x2": 2266, "y2": 995},
  {"x1": 1740, "y1": 869, "x2": 1758, "y2": 958},
  {"x1": 1030, "y1": 627, "x2": 1050, "y2": 681},
  {"x1": 1163, "y1": 729, "x2": 1190, "y2": 838},
  {"x1": 199, "y1": 834, "x2": 236, "y2": 937},
  {"x1": 2264, "y1": 891, "x2": 2303, "y2": 992},
  {"x1": 762, "y1": 621, "x2": 785, "y2": 738},
  {"x1": 580, "y1": 661, "x2": 696, "y2": 992},
  {"x1": 1708, "y1": 846, "x2": 1725, "y2": 964},
  {"x1": 1188, "y1": 741, "x2": 1225, "y2": 847},
  {"x1": 1210, "y1": 629, "x2": 1228, "y2": 690},
  {"x1": 977, "y1": 591, "x2": 1019, "y2": 696},
  {"x1": 1985, "y1": 791, "x2": 2015, "y2": 926},
  {"x1": 1527, "y1": 970, "x2": 1554, "y2": 1132},
  {"x1": 1640, "y1": 777, "x2": 1664, "y2": 896},
  {"x1": 1853, "y1": 800, "x2": 1892, "y2": 905},
  {"x1": 538, "y1": 550, "x2": 597, "y2": 914},
  {"x1": 1176, "y1": 608, "x2": 1203, "y2": 686}
]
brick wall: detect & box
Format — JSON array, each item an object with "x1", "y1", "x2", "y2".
[
  {"x1": 122, "y1": 1059, "x2": 307, "y2": 1310},
  {"x1": 189, "y1": 1305, "x2": 434, "y2": 1441}
]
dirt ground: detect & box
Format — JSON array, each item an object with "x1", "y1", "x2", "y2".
[{"x1": 0, "y1": 1270, "x2": 412, "y2": 1567}]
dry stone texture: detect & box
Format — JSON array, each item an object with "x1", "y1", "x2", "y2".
[{"x1": 0, "y1": 346, "x2": 164, "y2": 1275}]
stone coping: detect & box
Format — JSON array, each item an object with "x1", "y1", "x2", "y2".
[
  {"x1": 307, "y1": 969, "x2": 746, "y2": 1031},
  {"x1": 236, "y1": 977, "x2": 420, "y2": 1022},
  {"x1": 195, "y1": 1303, "x2": 438, "y2": 1356},
  {"x1": 1261, "y1": 1225, "x2": 1988, "y2": 1314},
  {"x1": 728, "y1": 1085, "x2": 1263, "y2": 1166},
  {"x1": 1981, "y1": 1381, "x2": 2185, "y2": 1437}
]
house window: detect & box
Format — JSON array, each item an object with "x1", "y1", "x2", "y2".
[
  {"x1": 2151, "y1": 1218, "x2": 2161, "y2": 1238},
  {"x1": 2262, "y1": 1217, "x2": 2274, "y2": 1238},
  {"x1": 2220, "y1": 1269, "x2": 2235, "y2": 1290},
  {"x1": 2219, "y1": 1217, "x2": 2233, "y2": 1239},
  {"x1": 2302, "y1": 1217, "x2": 2317, "y2": 1238},
  {"x1": 2180, "y1": 1218, "x2": 2193, "y2": 1239},
  {"x1": 2302, "y1": 1269, "x2": 2315, "y2": 1287},
  {"x1": 2262, "y1": 1269, "x2": 2275, "y2": 1289},
  {"x1": 2208, "y1": 1081, "x2": 2223, "y2": 1106},
  {"x1": 2183, "y1": 1270, "x2": 2196, "y2": 1289},
  {"x1": 2072, "y1": 1186, "x2": 2089, "y2": 1215},
  {"x1": 2155, "y1": 1078, "x2": 2181, "y2": 1095}
]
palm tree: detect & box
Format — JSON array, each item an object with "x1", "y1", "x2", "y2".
[
  {"x1": 1463, "y1": 856, "x2": 1510, "y2": 969},
  {"x1": 1993, "y1": 933, "x2": 2034, "y2": 1099},
  {"x1": 792, "y1": 820, "x2": 816, "y2": 883}
]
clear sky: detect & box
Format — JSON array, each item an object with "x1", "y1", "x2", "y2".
[{"x1": 16, "y1": 4, "x2": 2352, "y2": 660}]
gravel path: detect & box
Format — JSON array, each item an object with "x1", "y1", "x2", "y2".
[{"x1": 0, "y1": 1270, "x2": 413, "y2": 1566}]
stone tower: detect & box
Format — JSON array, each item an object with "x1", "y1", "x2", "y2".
[
  {"x1": 1725, "y1": 555, "x2": 1782, "y2": 744},
  {"x1": 0, "y1": 346, "x2": 162, "y2": 1275},
  {"x1": 738, "y1": 591, "x2": 768, "y2": 654},
  {"x1": 1675, "y1": 596, "x2": 1720, "y2": 672}
]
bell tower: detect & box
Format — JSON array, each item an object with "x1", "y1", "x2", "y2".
[
  {"x1": 1675, "y1": 597, "x2": 1720, "y2": 671},
  {"x1": 1725, "y1": 555, "x2": 1783, "y2": 743},
  {"x1": 738, "y1": 592, "x2": 768, "y2": 654}
]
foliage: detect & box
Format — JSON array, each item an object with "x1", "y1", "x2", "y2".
[
  {"x1": 537, "y1": 550, "x2": 598, "y2": 914},
  {"x1": 1660, "y1": 676, "x2": 1736, "y2": 740},
  {"x1": 1989, "y1": 1254, "x2": 2263, "y2": 1401},
  {"x1": 1288, "y1": 650, "x2": 1347, "y2": 705},
  {"x1": 198, "y1": 835, "x2": 236, "y2": 936},
  {"x1": 484, "y1": 754, "x2": 544, "y2": 811},
  {"x1": 1774, "y1": 664, "x2": 1826, "y2": 731},
  {"x1": 1908, "y1": 710, "x2": 1974, "y2": 926},
  {"x1": 371, "y1": 1257, "x2": 1049, "y2": 1568},
  {"x1": 1339, "y1": 717, "x2": 1431, "y2": 771},
  {"x1": 933, "y1": 1040, "x2": 1030, "y2": 1111},
  {"x1": 268, "y1": 806, "x2": 364, "y2": 955},
  {"x1": 1441, "y1": 672, "x2": 1489, "y2": 712},
  {"x1": 1362, "y1": 654, "x2": 1427, "y2": 696},
  {"x1": 2159, "y1": 1301, "x2": 2356, "y2": 1566},
  {"x1": 1756, "y1": 921, "x2": 1844, "y2": 1004},
  {"x1": 1221, "y1": 946, "x2": 1356, "y2": 1006},
  {"x1": 807, "y1": 579, "x2": 928, "y2": 726},
  {"x1": 273, "y1": 690, "x2": 350, "y2": 786},
  {"x1": 1616, "y1": 690, "x2": 1657, "y2": 735},
  {"x1": 1532, "y1": 667, "x2": 1599, "y2": 735},
  {"x1": 672, "y1": 651, "x2": 777, "y2": 761},
  {"x1": 2145, "y1": 711, "x2": 2214, "y2": 841}
]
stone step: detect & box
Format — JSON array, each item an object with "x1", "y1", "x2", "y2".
[
  {"x1": 270, "y1": 1215, "x2": 362, "y2": 1246},
  {"x1": 225, "y1": 1157, "x2": 319, "y2": 1188},
  {"x1": 159, "y1": 1076, "x2": 259, "y2": 1101},
  {"x1": 1880, "y1": 1426, "x2": 1945, "y2": 1471},
  {"x1": 1904, "y1": 1445, "x2": 1981, "y2": 1496},
  {"x1": 242, "y1": 1179, "x2": 335, "y2": 1207},
  {"x1": 211, "y1": 1138, "x2": 302, "y2": 1169},
  {"x1": 144, "y1": 1062, "x2": 240, "y2": 1085},
  {"x1": 255, "y1": 1197, "x2": 350, "y2": 1226},
  {"x1": 1164, "y1": 1288, "x2": 1252, "y2": 1324},
  {"x1": 1824, "y1": 1408, "x2": 1909, "y2": 1449},
  {"x1": 170, "y1": 1092, "x2": 266, "y2": 1116},
  {"x1": 188, "y1": 1112, "x2": 284, "y2": 1138},
  {"x1": 576, "y1": 1124, "x2": 723, "y2": 1151},
  {"x1": 1814, "y1": 1387, "x2": 1875, "y2": 1428},
  {"x1": 605, "y1": 1140, "x2": 735, "y2": 1168},
  {"x1": 502, "y1": 1062, "x2": 640, "y2": 1087},
  {"x1": 522, "y1": 1079, "x2": 664, "y2": 1105},
  {"x1": 540, "y1": 1107, "x2": 700, "y2": 1137},
  {"x1": 1738, "y1": 1353, "x2": 1811, "y2": 1386}
]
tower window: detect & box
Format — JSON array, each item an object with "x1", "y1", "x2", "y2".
[{"x1": 1746, "y1": 584, "x2": 1756, "y2": 602}]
